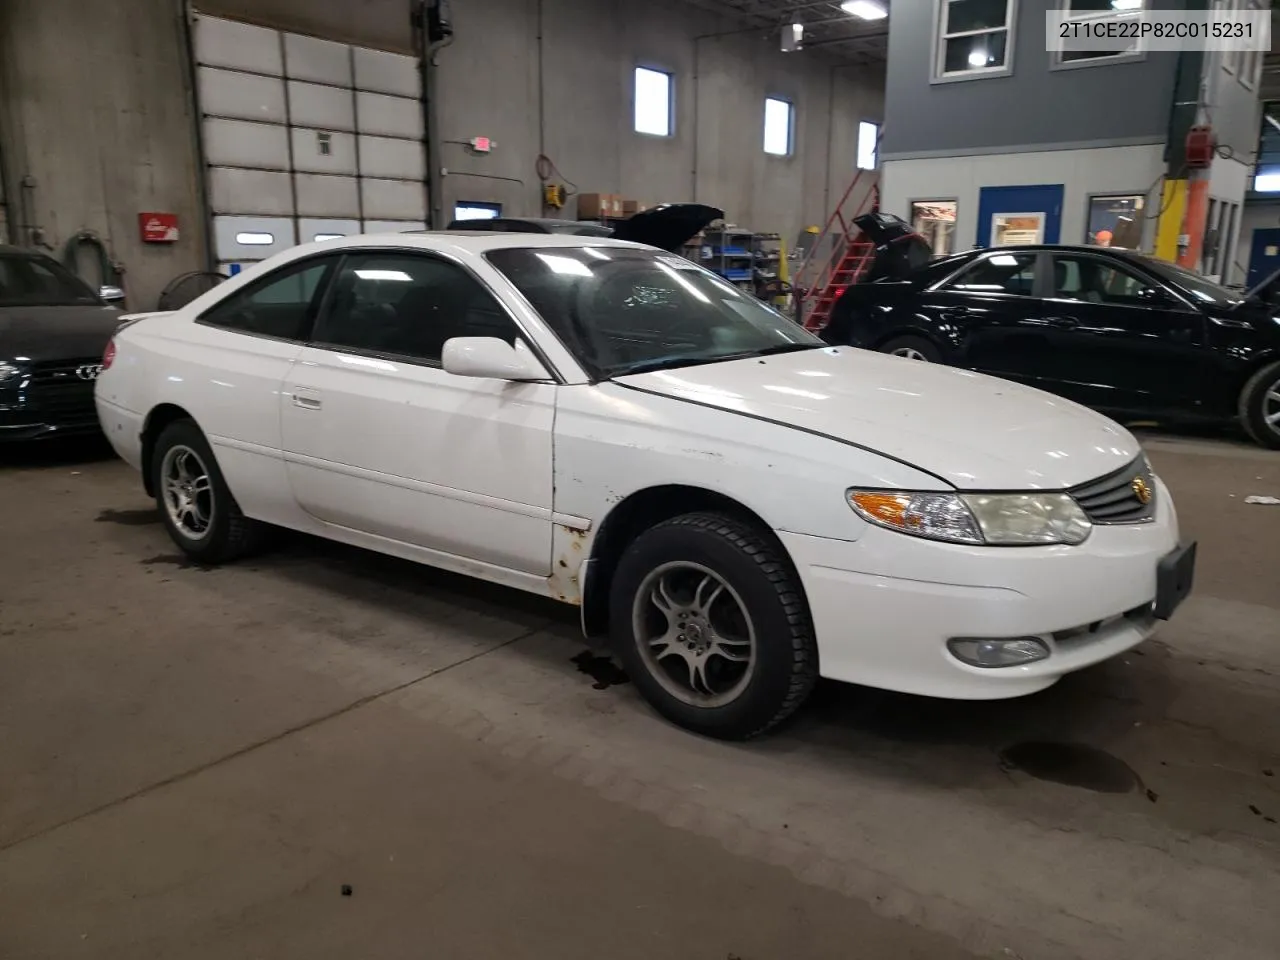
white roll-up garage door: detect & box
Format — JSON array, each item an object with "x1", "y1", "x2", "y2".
[{"x1": 192, "y1": 13, "x2": 427, "y2": 275}]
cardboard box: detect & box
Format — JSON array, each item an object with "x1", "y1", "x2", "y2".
[
  {"x1": 621, "y1": 200, "x2": 648, "y2": 216},
  {"x1": 578, "y1": 193, "x2": 624, "y2": 219}
]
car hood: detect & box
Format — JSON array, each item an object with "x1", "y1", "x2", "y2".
[
  {"x1": 611, "y1": 203, "x2": 724, "y2": 252},
  {"x1": 614, "y1": 347, "x2": 1141, "y2": 490},
  {"x1": 0, "y1": 304, "x2": 123, "y2": 361}
]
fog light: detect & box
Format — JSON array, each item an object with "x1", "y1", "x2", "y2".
[{"x1": 947, "y1": 637, "x2": 1050, "y2": 668}]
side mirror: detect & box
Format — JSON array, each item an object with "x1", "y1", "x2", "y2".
[
  {"x1": 441, "y1": 336, "x2": 550, "y2": 382},
  {"x1": 99, "y1": 285, "x2": 126, "y2": 304}
]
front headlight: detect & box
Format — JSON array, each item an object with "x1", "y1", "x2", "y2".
[
  {"x1": 0, "y1": 361, "x2": 24, "y2": 385},
  {"x1": 848, "y1": 490, "x2": 1091, "y2": 546}
]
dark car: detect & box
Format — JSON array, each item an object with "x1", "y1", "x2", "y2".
[
  {"x1": 445, "y1": 203, "x2": 724, "y2": 253},
  {"x1": 0, "y1": 246, "x2": 125, "y2": 441},
  {"x1": 820, "y1": 242, "x2": 1280, "y2": 449}
]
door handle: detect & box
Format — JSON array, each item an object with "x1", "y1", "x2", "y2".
[
  {"x1": 1043, "y1": 316, "x2": 1080, "y2": 329},
  {"x1": 290, "y1": 391, "x2": 322, "y2": 410}
]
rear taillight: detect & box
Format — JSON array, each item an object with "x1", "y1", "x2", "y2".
[{"x1": 102, "y1": 339, "x2": 116, "y2": 370}]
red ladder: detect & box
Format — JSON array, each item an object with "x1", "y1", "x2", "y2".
[{"x1": 795, "y1": 135, "x2": 883, "y2": 332}]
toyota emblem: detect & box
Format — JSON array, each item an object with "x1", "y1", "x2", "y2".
[{"x1": 76, "y1": 364, "x2": 104, "y2": 381}]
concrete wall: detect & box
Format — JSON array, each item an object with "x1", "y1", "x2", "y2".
[
  {"x1": 881, "y1": 144, "x2": 1166, "y2": 251},
  {"x1": 883, "y1": 0, "x2": 1178, "y2": 159},
  {"x1": 433, "y1": 0, "x2": 884, "y2": 240},
  {"x1": 0, "y1": 0, "x2": 206, "y2": 310}
]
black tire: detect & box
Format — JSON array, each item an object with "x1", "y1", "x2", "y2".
[
  {"x1": 609, "y1": 512, "x2": 818, "y2": 740},
  {"x1": 1238, "y1": 361, "x2": 1280, "y2": 450},
  {"x1": 150, "y1": 419, "x2": 265, "y2": 563},
  {"x1": 879, "y1": 335, "x2": 941, "y2": 363}
]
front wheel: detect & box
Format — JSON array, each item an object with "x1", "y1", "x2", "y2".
[
  {"x1": 1239, "y1": 361, "x2": 1280, "y2": 449},
  {"x1": 879, "y1": 335, "x2": 941, "y2": 363},
  {"x1": 151, "y1": 420, "x2": 265, "y2": 563},
  {"x1": 609, "y1": 512, "x2": 818, "y2": 740}
]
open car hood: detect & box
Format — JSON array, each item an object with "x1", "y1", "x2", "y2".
[
  {"x1": 853, "y1": 212, "x2": 934, "y2": 282},
  {"x1": 611, "y1": 203, "x2": 724, "y2": 252}
]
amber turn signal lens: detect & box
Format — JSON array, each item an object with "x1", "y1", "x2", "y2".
[{"x1": 849, "y1": 492, "x2": 913, "y2": 527}]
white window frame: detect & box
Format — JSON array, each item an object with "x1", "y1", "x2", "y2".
[
  {"x1": 633, "y1": 65, "x2": 674, "y2": 138},
  {"x1": 856, "y1": 120, "x2": 880, "y2": 170},
  {"x1": 763, "y1": 97, "x2": 795, "y2": 157},
  {"x1": 1238, "y1": 0, "x2": 1262, "y2": 90},
  {"x1": 1051, "y1": 0, "x2": 1148, "y2": 71},
  {"x1": 1219, "y1": 0, "x2": 1240, "y2": 75},
  {"x1": 932, "y1": 0, "x2": 1017, "y2": 83}
]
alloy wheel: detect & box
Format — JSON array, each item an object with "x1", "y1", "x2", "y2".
[
  {"x1": 892, "y1": 346, "x2": 929, "y2": 361},
  {"x1": 632, "y1": 561, "x2": 757, "y2": 708},
  {"x1": 160, "y1": 444, "x2": 215, "y2": 539},
  {"x1": 1263, "y1": 377, "x2": 1280, "y2": 437}
]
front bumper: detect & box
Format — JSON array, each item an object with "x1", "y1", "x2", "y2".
[
  {"x1": 1, "y1": 371, "x2": 101, "y2": 441},
  {"x1": 781, "y1": 477, "x2": 1182, "y2": 699}
]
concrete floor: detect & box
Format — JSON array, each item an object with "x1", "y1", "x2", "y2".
[{"x1": 1, "y1": 433, "x2": 1277, "y2": 960}]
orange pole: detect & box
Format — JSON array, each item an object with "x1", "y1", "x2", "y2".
[{"x1": 1176, "y1": 176, "x2": 1209, "y2": 269}]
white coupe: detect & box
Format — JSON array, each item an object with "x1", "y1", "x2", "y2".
[{"x1": 95, "y1": 231, "x2": 1196, "y2": 739}]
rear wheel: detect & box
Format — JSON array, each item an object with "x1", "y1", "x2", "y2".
[
  {"x1": 880, "y1": 335, "x2": 941, "y2": 363},
  {"x1": 1239, "y1": 361, "x2": 1280, "y2": 449},
  {"x1": 151, "y1": 420, "x2": 265, "y2": 563},
  {"x1": 609, "y1": 512, "x2": 818, "y2": 740}
]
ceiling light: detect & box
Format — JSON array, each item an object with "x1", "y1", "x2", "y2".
[
  {"x1": 841, "y1": 0, "x2": 888, "y2": 21},
  {"x1": 1111, "y1": 0, "x2": 1142, "y2": 9}
]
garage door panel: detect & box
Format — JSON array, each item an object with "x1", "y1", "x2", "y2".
[
  {"x1": 195, "y1": 15, "x2": 282, "y2": 75},
  {"x1": 361, "y1": 179, "x2": 426, "y2": 220},
  {"x1": 284, "y1": 33, "x2": 352, "y2": 86},
  {"x1": 295, "y1": 174, "x2": 360, "y2": 217},
  {"x1": 353, "y1": 48, "x2": 418, "y2": 98},
  {"x1": 299, "y1": 218, "x2": 360, "y2": 243},
  {"x1": 358, "y1": 136, "x2": 424, "y2": 180},
  {"x1": 288, "y1": 81, "x2": 354, "y2": 132},
  {"x1": 199, "y1": 67, "x2": 286, "y2": 123},
  {"x1": 356, "y1": 92, "x2": 422, "y2": 139},
  {"x1": 209, "y1": 168, "x2": 294, "y2": 216},
  {"x1": 363, "y1": 220, "x2": 426, "y2": 234},
  {"x1": 290, "y1": 128, "x2": 357, "y2": 175},
  {"x1": 203, "y1": 118, "x2": 289, "y2": 170},
  {"x1": 214, "y1": 215, "x2": 296, "y2": 262}
]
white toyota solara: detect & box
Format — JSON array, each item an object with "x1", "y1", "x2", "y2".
[{"x1": 95, "y1": 231, "x2": 1196, "y2": 740}]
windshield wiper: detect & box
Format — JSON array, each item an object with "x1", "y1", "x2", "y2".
[
  {"x1": 609, "y1": 355, "x2": 730, "y2": 377},
  {"x1": 609, "y1": 343, "x2": 823, "y2": 378}
]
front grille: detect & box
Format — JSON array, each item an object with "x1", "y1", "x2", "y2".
[
  {"x1": 1069, "y1": 457, "x2": 1156, "y2": 524},
  {"x1": 24, "y1": 358, "x2": 101, "y2": 425}
]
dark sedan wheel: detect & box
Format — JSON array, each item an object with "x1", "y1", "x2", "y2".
[
  {"x1": 609, "y1": 512, "x2": 818, "y2": 740},
  {"x1": 1239, "y1": 362, "x2": 1280, "y2": 450},
  {"x1": 151, "y1": 420, "x2": 266, "y2": 562},
  {"x1": 880, "y1": 335, "x2": 941, "y2": 363}
]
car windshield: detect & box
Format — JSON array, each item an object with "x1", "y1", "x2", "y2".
[
  {"x1": 486, "y1": 246, "x2": 822, "y2": 378},
  {"x1": 1137, "y1": 255, "x2": 1243, "y2": 306},
  {"x1": 0, "y1": 253, "x2": 101, "y2": 307}
]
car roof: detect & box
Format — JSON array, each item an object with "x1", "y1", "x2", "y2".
[
  {"x1": 297, "y1": 231, "x2": 649, "y2": 256},
  {"x1": 965, "y1": 244, "x2": 1151, "y2": 259}
]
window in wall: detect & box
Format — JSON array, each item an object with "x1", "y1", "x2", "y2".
[
  {"x1": 946, "y1": 252, "x2": 1038, "y2": 296},
  {"x1": 763, "y1": 97, "x2": 794, "y2": 156},
  {"x1": 1219, "y1": 0, "x2": 1241, "y2": 74},
  {"x1": 454, "y1": 202, "x2": 502, "y2": 221},
  {"x1": 911, "y1": 200, "x2": 957, "y2": 256},
  {"x1": 1086, "y1": 195, "x2": 1145, "y2": 249},
  {"x1": 856, "y1": 120, "x2": 880, "y2": 170},
  {"x1": 200, "y1": 256, "x2": 338, "y2": 340},
  {"x1": 935, "y1": 0, "x2": 1015, "y2": 80},
  {"x1": 1054, "y1": 0, "x2": 1145, "y2": 65},
  {"x1": 313, "y1": 253, "x2": 518, "y2": 363},
  {"x1": 634, "y1": 67, "x2": 674, "y2": 137},
  {"x1": 991, "y1": 213, "x2": 1045, "y2": 246}
]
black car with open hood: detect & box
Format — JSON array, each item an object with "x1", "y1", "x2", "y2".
[{"x1": 445, "y1": 202, "x2": 724, "y2": 253}]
